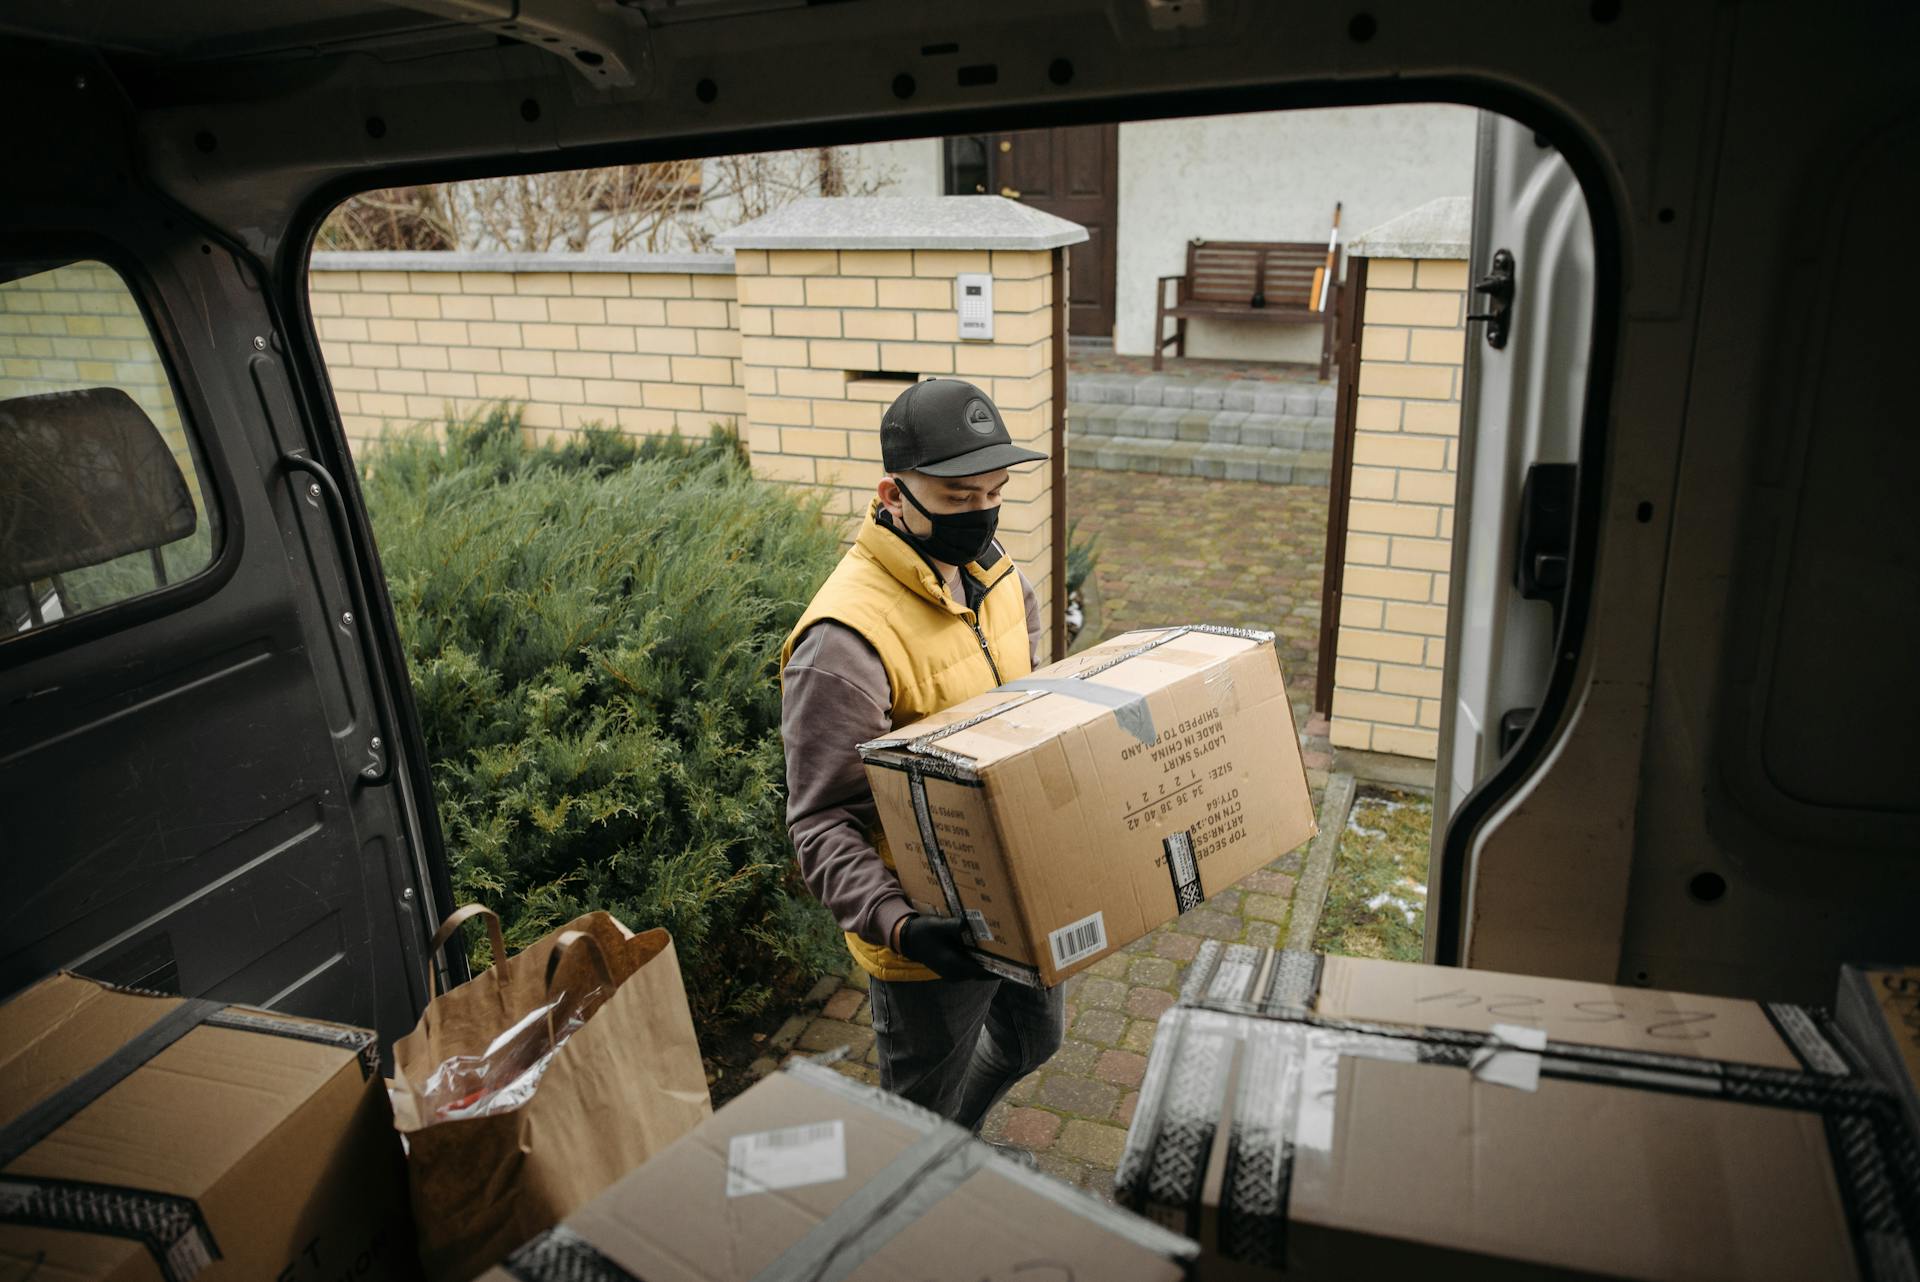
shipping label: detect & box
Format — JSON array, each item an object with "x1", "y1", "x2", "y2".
[
  {"x1": 964, "y1": 908, "x2": 994, "y2": 944},
  {"x1": 726, "y1": 1120, "x2": 847, "y2": 1197},
  {"x1": 1049, "y1": 911, "x2": 1108, "y2": 969}
]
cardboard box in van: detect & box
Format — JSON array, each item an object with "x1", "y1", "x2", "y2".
[
  {"x1": 0, "y1": 972, "x2": 417, "y2": 1282},
  {"x1": 1119, "y1": 943, "x2": 1912, "y2": 1281},
  {"x1": 859, "y1": 626, "x2": 1315, "y2": 986},
  {"x1": 1837, "y1": 962, "x2": 1920, "y2": 1139},
  {"x1": 480, "y1": 1058, "x2": 1196, "y2": 1282}
]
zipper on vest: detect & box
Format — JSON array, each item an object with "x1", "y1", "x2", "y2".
[
  {"x1": 961, "y1": 562, "x2": 1015, "y2": 686},
  {"x1": 969, "y1": 618, "x2": 1005, "y2": 686}
]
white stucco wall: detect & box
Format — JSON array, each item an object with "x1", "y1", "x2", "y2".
[
  {"x1": 851, "y1": 137, "x2": 943, "y2": 198},
  {"x1": 691, "y1": 141, "x2": 943, "y2": 248},
  {"x1": 1114, "y1": 105, "x2": 1477, "y2": 361}
]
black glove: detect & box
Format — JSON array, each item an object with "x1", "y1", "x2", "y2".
[{"x1": 896, "y1": 914, "x2": 990, "y2": 981}]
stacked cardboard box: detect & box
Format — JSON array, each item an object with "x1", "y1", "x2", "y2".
[
  {"x1": 1838, "y1": 963, "x2": 1920, "y2": 1140},
  {"x1": 0, "y1": 972, "x2": 416, "y2": 1281},
  {"x1": 861, "y1": 626, "x2": 1316, "y2": 987},
  {"x1": 481, "y1": 1058, "x2": 1197, "y2": 1281},
  {"x1": 1117, "y1": 942, "x2": 1920, "y2": 1281}
]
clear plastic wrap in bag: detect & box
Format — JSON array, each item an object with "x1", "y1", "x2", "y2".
[{"x1": 415, "y1": 980, "x2": 607, "y2": 1122}]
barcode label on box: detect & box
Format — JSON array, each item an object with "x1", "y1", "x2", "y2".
[
  {"x1": 1164, "y1": 830, "x2": 1204, "y2": 914},
  {"x1": 965, "y1": 908, "x2": 994, "y2": 943},
  {"x1": 1048, "y1": 911, "x2": 1108, "y2": 969},
  {"x1": 726, "y1": 1120, "x2": 847, "y2": 1197}
]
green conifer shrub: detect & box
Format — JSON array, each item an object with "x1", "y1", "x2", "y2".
[{"x1": 361, "y1": 406, "x2": 846, "y2": 1031}]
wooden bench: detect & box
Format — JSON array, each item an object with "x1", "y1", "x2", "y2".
[{"x1": 1154, "y1": 239, "x2": 1340, "y2": 378}]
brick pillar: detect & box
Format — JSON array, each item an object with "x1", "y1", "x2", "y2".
[
  {"x1": 719, "y1": 197, "x2": 1087, "y2": 658},
  {"x1": 1327, "y1": 207, "x2": 1470, "y2": 761}
]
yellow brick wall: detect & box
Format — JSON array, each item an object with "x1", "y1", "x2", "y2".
[
  {"x1": 1329, "y1": 256, "x2": 1466, "y2": 760},
  {"x1": 309, "y1": 266, "x2": 743, "y2": 453},
  {"x1": 0, "y1": 260, "x2": 212, "y2": 533},
  {"x1": 735, "y1": 246, "x2": 1057, "y2": 656}
]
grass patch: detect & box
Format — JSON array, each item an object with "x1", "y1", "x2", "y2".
[{"x1": 1312, "y1": 786, "x2": 1432, "y2": 962}]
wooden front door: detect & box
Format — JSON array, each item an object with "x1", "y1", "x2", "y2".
[{"x1": 990, "y1": 125, "x2": 1118, "y2": 338}]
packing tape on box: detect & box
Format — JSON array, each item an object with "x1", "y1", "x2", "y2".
[
  {"x1": 903, "y1": 763, "x2": 1043, "y2": 988},
  {"x1": 1121, "y1": 942, "x2": 1920, "y2": 1279},
  {"x1": 0, "y1": 991, "x2": 379, "y2": 1170},
  {"x1": 1175, "y1": 940, "x2": 1868, "y2": 1084},
  {"x1": 1163, "y1": 830, "x2": 1205, "y2": 913},
  {"x1": 0, "y1": 979, "x2": 379, "y2": 1281},
  {"x1": 0, "y1": 1176, "x2": 219, "y2": 1282},
  {"x1": 1468, "y1": 1022, "x2": 1548, "y2": 1092},
  {"x1": 501, "y1": 1060, "x2": 1195, "y2": 1282},
  {"x1": 858, "y1": 625, "x2": 1277, "y2": 769},
  {"x1": 995, "y1": 676, "x2": 1156, "y2": 747},
  {"x1": 858, "y1": 691, "x2": 1044, "y2": 766},
  {"x1": 986, "y1": 623, "x2": 1278, "y2": 746},
  {"x1": 0, "y1": 995, "x2": 230, "y2": 1171},
  {"x1": 502, "y1": 1154, "x2": 996, "y2": 1282},
  {"x1": 1074, "y1": 625, "x2": 1275, "y2": 680},
  {"x1": 500, "y1": 1225, "x2": 632, "y2": 1281},
  {"x1": 748, "y1": 1129, "x2": 983, "y2": 1282},
  {"x1": 755, "y1": 1062, "x2": 1194, "y2": 1282}
]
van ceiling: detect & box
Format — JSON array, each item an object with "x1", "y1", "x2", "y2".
[
  {"x1": 0, "y1": 0, "x2": 827, "y2": 79},
  {"x1": 0, "y1": 2, "x2": 477, "y2": 60}
]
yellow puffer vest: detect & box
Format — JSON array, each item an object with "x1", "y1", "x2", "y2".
[{"x1": 782, "y1": 501, "x2": 1034, "y2": 981}]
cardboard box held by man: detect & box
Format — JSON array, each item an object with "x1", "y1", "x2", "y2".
[{"x1": 861, "y1": 624, "x2": 1317, "y2": 987}]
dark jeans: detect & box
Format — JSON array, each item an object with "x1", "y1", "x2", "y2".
[{"x1": 867, "y1": 974, "x2": 1066, "y2": 1131}]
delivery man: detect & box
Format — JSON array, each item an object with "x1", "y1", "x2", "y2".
[{"x1": 780, "y1": 377, "x2": 1064, "y2": 1130}]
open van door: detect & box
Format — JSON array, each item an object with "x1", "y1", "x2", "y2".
[
  {"x1": 0, "y1": 49, "x2": 452, "y2": 1052},
  {"x1": 1430, "y1": 113, "x2": 1594, "y2": 968},
  {"x1": 1431, "y1": 18, "x2": 1920, "y2": 998}
]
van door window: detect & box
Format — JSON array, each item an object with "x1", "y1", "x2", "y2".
[{"x1": 0, "y1": 259, "x2": 220, "y2": 634}]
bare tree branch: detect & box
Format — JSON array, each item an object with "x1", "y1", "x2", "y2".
[{"x1": 315, "y1": 147, "x2": 899, "y2": 254}]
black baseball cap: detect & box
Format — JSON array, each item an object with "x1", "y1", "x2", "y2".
[{"x1": 880, "y1": 378, "x2": 1047, "y2": 478}]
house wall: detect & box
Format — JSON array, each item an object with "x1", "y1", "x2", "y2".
[
  {"x1": 307, "y1": 235, "x2": 1057, "y2": 653},
  {"x1": 1113, "y1": 106, "x2": 1477, "y2": 360},
  {"x1": 1, "y1": 259, "x2": 221, "y2": 596},
  {"x1": 0, "y1": 259, "x2": 205, "y2": 516},
  {"x1": 733, "y1": 245, "x2": 1057, "y2": 656},
  {"x1": 0, "y1": 260, "x2": 187, "y2": 449},
  {"x1": 691, "y1": 140, "x2": 944, "y2": 247},
  {"x1": 852, "y1": 138, "x2": 944, "y2": 198},
  {"x1": 308, "y1": 254, "x2": 744, "y2": 454},
  {"x1": 1328, "y1": 255, "x2": 1468, "y2": 760}
]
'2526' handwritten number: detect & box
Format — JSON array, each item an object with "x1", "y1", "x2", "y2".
[
  {"x1": 1412, "y1": 990, "x2": 1716, "y2": 1039},
  {"x1": 1644, "y1": 1010, "x2": 1715, "y2": 1040}
]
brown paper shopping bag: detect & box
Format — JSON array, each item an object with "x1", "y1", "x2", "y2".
[{"x1": 389, "y1": 905, "x2": 711, "y2": 1282}]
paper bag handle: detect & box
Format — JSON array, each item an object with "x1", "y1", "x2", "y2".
[
  {"x1": 428, "y1": 904, "x2": 507, "y2": 997},
  {"x1": 543, "y1": 929, "x2": 616, "y2": 1002},
  {"x1": 542, "y1": 929, "x2": 618, "y2": 1050}
]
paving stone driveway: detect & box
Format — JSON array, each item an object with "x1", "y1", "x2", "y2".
[
  {"x1": 766, "y1": 815, "x2": 1320, "y2": 1200},
  {"x1": 766, "y1": 471, "x2": 1336, "y2": 1199},
  {"x1": 1069, "y1": 469, "x2": 1329, "y2": 735}
]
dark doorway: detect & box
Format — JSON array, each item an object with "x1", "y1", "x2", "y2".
[{"x1": 944, "y1": 125, "x2": 1118, "y2": 338}]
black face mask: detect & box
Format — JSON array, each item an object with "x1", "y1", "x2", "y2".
[{"x1": 892, "y1": 478, "x2": 1000, "y2": 566}]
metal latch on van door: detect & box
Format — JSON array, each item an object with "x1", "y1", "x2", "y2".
[
  {"x1": 1499, "y1": 462, "x2": 1578, "y2": 756},
  {"x1": 1515, "y1": 462, "x2": 1577, "y2": 632},
  {"x1": 1468, "y1": 248, "x2": 1516, "y2": 349}
]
